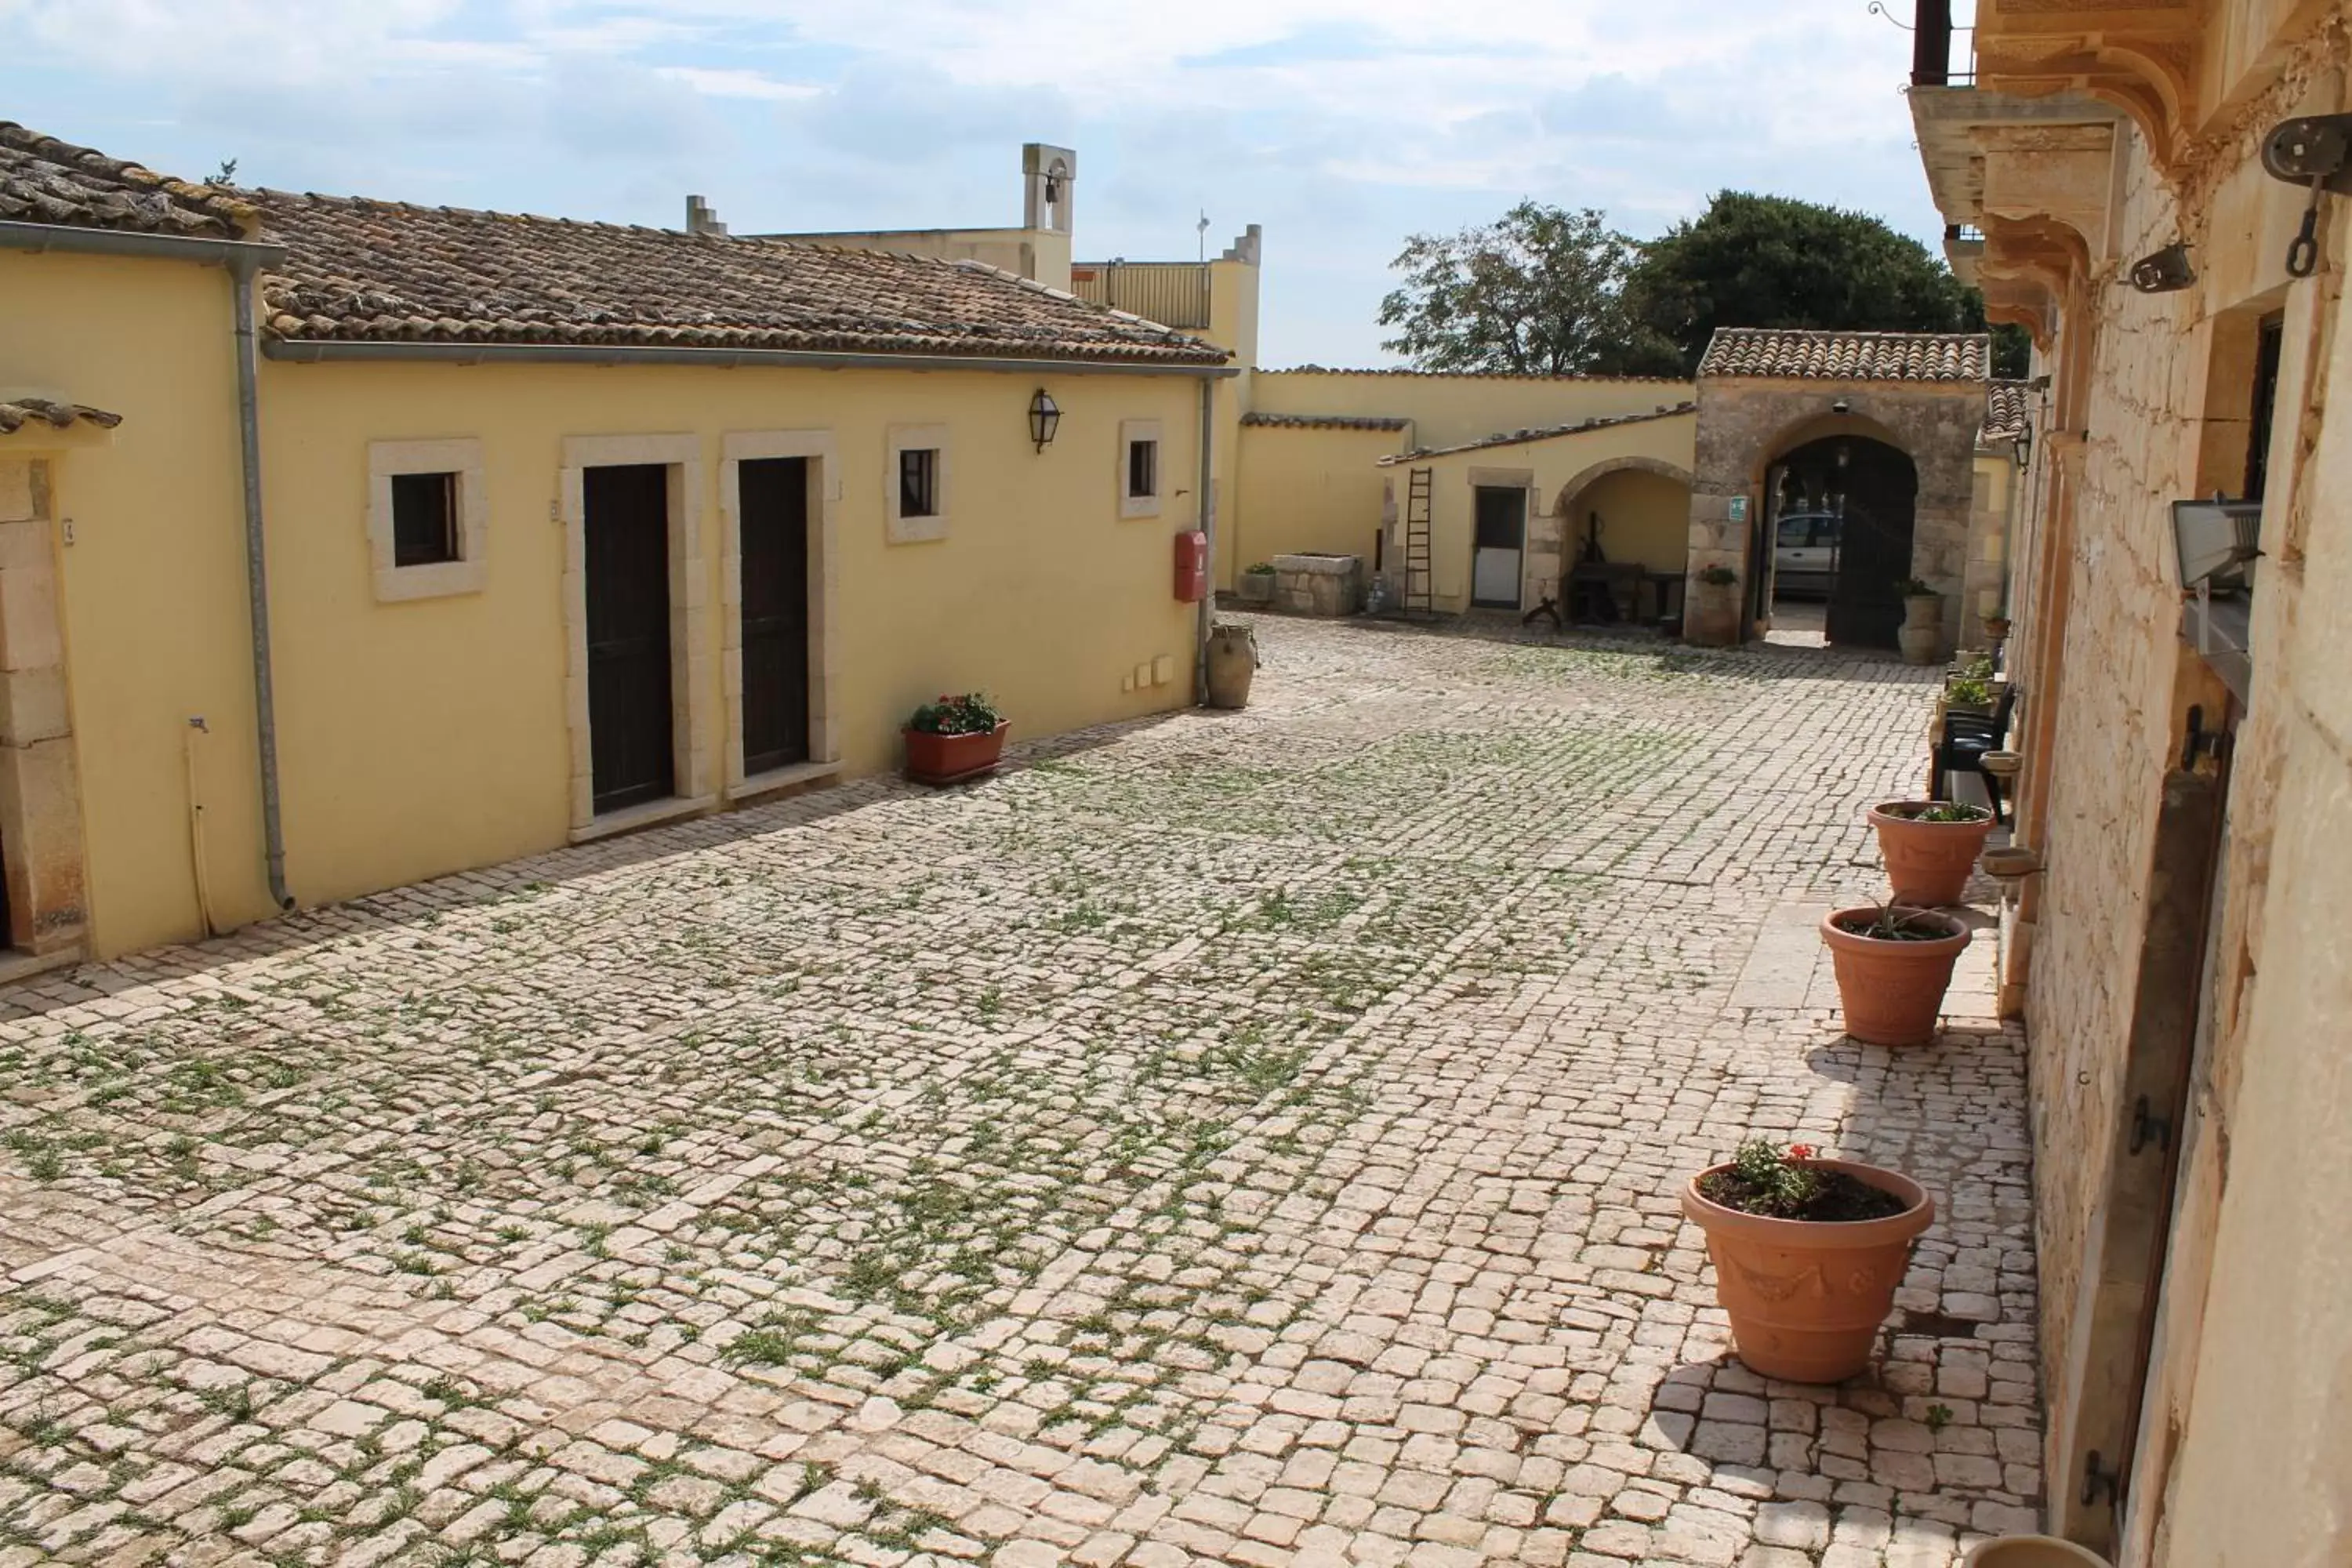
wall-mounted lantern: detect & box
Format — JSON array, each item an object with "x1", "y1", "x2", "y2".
[
  {"x1": 1029, "y1": 389, "x2": 1062, "y2": 453},
  {"x1": 2013, "y1": 424, "x2": 2032, "y2": 470}
]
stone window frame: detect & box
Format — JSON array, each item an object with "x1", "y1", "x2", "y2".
[
  {"x1": 366, "y1": 438, "x2": 488, "y2": 602},
  {"x1": 1465, "y1": 465, "x2": 1535, "y2": 612},
  {"x1": 720, "y1": 430, "x2": 844, "y2": 797},
  {"x1": 885, "y1": 423, "x2": 949, "y2": 544},
  {"x1": 558, "y1": 434, "x2": 715, "y2": 838},
  {"x1": 1120, "y1": 418, "x2": 1163, "y2": 519}
]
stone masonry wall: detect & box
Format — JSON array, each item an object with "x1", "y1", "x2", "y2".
[{"x1": 2009, "y1": 15, "x2": 2352, "y2": 1558}]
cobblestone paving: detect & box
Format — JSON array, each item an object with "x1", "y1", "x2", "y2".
[{"x1": 0, "y1": 617, "x2": 2040, "y2": 1567}]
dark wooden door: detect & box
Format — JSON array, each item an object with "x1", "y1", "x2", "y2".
[
  {"x1": 739, "y1": 457, "x2": 811, "y2": 775},
  {"x1": 585, "y1": 463, "x2": 674, "y2": 813},
  {"x1": 1471, "y1": 486, "x2": 1525, "y2": 608},
  {"x1": 1773, "y1": 437, "x2": 1917, "y2": 649}
]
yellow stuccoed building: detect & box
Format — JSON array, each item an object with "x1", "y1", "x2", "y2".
[{"x1": 0, "y1": 126, "x2": 1231, "y2": 962}]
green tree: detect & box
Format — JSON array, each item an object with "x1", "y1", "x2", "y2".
[
  {"x1": 1377, "y1": 201, "x2": 1680, "y2": 377},
  {"x1": 1625, "y1": 192, "x2": 2006, "y2": 376}
]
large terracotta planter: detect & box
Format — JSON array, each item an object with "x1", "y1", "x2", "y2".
[
  {"x1": 1682, "y1": 1158, "x2": 1934, "y2": 1383},
  {"x1": 1899, "y1": 593, "x2": 1942, "y2": 666},
  {"x1": 1962, "y1": 1538, "x2": 2110, "y2": 1568},
  {"x1": 902, "y1": 720, "x2": 1008, "y2": 786},
  {"x1": 1870, "y1": 800, "x2": 1997, "y2": 906},
  {"x1": 1206, "y1": 623, "x2": 1258, "y2": 710},
  {"x1": 1820, "y1": 906, "x2": 1971, "y2": 1047}
]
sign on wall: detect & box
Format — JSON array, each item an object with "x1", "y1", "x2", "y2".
[{"x1": 1728, "y1": 495, "x2": 1750, "y2": 524}]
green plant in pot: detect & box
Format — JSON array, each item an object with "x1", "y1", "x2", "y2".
[
  {"x1": 1944, "y1": 670, "x2": 1995, "y2": 714},
  {"x1": 902, "y1": 691, "x2": 1008, "y2": 786},
  {"x1": 1818, "y1": 901, "x2": 1973, "y2": 1045},
  {"x1": 1868, "y1": 798, "x2": 1998, "y2": 905},
  {"x1": 1681, "y1": 1138, "x2": 1936, "y2": 1381},
  {"x1": 1240, "y1": 561, "x2": 1277, "y2": 604}
]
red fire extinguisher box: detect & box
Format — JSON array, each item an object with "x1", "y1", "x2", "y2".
[{"x1": 1174, "y1": 529, "x2": 1208, "y2": 603}]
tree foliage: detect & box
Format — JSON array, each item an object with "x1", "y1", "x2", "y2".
[
  {"x1": 1376, "y1": 201, "x2": 1679, "y2": 377},
  {"x1": 1624, "y1": 192, "x2": 1980, "y2": 376},
  {"x1": 1377, "y1": 191, "x2": 2028, "y2": 379}
]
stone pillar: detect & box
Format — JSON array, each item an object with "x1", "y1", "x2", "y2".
[{"x1": 1683, "y1": 490, "x2": 1748, "y2": 646}]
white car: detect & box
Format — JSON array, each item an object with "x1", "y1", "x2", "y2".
[{"x1": 1773, "y1": 511, "x2": 1842, "y2": 599}]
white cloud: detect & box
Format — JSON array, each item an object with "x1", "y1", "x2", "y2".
[
  {"x1": 655, "y1": 67, "x2": 822, "y2": 102},
  {"x1": 0, "y1": 0, "x2": 1947, "y2": 362}
]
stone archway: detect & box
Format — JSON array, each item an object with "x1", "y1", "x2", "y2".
[
  {"x1": 1689, "y1": 379, "x2": 1981, "y2": 651},
  {"x1": 1526, "y1": 456, "x2": 1695, "y2": 615}
]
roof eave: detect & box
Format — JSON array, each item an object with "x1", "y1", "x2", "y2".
[
  {"x1": 262, "y1": 337, "x2": 1236, "y2": 377},
  {"x1": 0, "y1": 218, "x2": 285, "y2": 268}
]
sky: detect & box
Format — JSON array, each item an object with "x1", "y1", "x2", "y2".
[{"x1": 2, "y1": 0, "x2": 1961, "y2": 367}]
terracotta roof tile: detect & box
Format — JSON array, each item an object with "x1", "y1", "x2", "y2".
[
  {"x1": 1377, "y1": 403, "x2": 1696, "y2": 464},
  {"x1": 0, "y1": 122, "x2": 250, "y2": 238},
  {"x1": 1240, "y1": 413, "x2": 1410, "y2": 430},
  {"x1": 1981, "y1": 379, "x2": 2034, "y2": 442},
  {"x1": 1263, "y1": 366, "x2": 1690, "y2": 385},
  {"x1": 1698, "y1": 328, "x2": 1988, "y2": 383},
  {"x1": 248, "y1": 191, "x2": 1228, "y2": 365},
  {"x1": 0, "y1": 397, "x2": 122, "y2": 434}
]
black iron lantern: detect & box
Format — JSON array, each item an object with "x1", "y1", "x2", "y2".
[
  {"x1": 1029, "y1": 389, "x2": 1061, "y2": 452},
  {"x1": 2013, "y1": 424, "x2": 2032, "y2": 470}
]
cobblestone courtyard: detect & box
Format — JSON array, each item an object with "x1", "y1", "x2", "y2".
[{"x1": 1, "y1": 618, "x2": 2040, "y2": 1568}]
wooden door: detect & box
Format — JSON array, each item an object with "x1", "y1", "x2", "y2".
[
  {"x1": 584, "y1": 464, "x2": 674, "y2": 813},
  {"x1": 1824, "y1": 442, "x2": 1917, "y2": 649},
  {"x1": 738, "y1": 457, "x2": 811, "y2": 775},
  {"x1": 1472, "y1": 486, "x2": 1525, "y2": 608}
]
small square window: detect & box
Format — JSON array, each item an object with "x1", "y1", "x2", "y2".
[
  {"x1": 1117, "y1": 419, "x2": 1164, "y2": 519},
  {"x1": 391, "y1": 470, "x2": 461, "y2": 566},
  {"x1": 899, "y1": 448, "x2": 940, "y2": 519}
]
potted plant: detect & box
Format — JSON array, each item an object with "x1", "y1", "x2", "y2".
[
  {"x1": 1962, "y1": 1538, "x2": 2111, "y2": 1568},
  {"x1": 903, "y1": 692, "x2": 1008, "y2": 786},
  {"x1": 1868, "y1": 799, "x2": 1997, "y2": 905},
  {"x1": 1682, "y1": 1139, "x2": 1935, "y2": 1382},
  {"x1": 1897, "y1": 577, "x2": 1941, "y2": 665},
  {"x1": 1239, "y1": 562, "x2": 1277, "y2": 606},
  {"x1": 1944, "y1": 670, "x2": 1996, "y2": 715},
  {"x1": 1819, "y1": 903, "x2": 1973, "y2": 1046}
]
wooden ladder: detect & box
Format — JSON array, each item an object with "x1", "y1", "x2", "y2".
[{"x1": 1404, "y1": 467, "x2": 1435, "y2": 617}]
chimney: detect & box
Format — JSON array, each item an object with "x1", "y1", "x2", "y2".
[{"x1": 685, "y1": 194, "x2": 728, "y2": 237}]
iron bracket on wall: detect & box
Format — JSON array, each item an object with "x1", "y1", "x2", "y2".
[
  {"x1": 2261, "y1": 114, "x2": 2352, "y2": 278},
  {"x1": 2081, "y1": 1450, "x2": 2120, "y2": 1508},
  {"x1": 2180, "y1": 704, "x2": 2231, "y2": 771}
]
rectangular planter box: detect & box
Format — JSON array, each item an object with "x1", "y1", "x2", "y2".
[{"x1": 903, "y1": 720, "x2": 1009, "y2": 786}]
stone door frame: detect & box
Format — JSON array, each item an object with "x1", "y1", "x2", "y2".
[{"x1": 0, "y1": 451, "x2": 90, "y2": 959}]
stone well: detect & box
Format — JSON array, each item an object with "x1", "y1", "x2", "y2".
[{"x1": 1272, "y1": 553, "x2": 1364, "y2": 617}]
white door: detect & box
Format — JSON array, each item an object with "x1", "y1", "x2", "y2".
[{"x1": 1472, "y1": 486, "x2": 1525, "y2": 608}]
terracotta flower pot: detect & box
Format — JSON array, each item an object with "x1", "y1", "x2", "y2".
[
  {"x1": 1820, "y1": 906, "x2": 1971, "y2": 1047},
  {"x1": 902, "y1": 720, "x2": 1009, "y2": 786},
  {"x1": 1869, "y1": 800, "x2": 1998, "y2": 906},
  {"x1": 1681, "y1": 1158, "x2": 1934, "y2": 1383},
  {"x1": 1962, "y1": 1538, "x2": 2111, "y2": 1568}
]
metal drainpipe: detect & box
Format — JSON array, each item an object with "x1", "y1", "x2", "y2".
[
  {"x1": 1194, "y1": 375, "x2": 1217, "y2": 704},
  {"x1": 230, "y1": 256, "x2": 295, "y2": 911}
]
